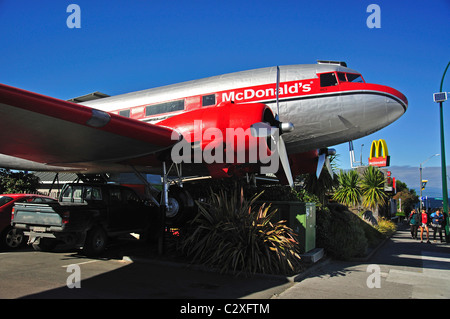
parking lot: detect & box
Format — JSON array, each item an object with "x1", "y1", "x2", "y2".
[{"x1": 0, "y1": 237, "x2": 292, "y2": 299}]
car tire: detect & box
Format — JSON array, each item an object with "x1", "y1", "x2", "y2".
[
  {"x1": 1, "y1": 226, "x2": 25, "y2": 250},
  {"x1": 83, "y1": 226, "x2": 107, "y2": 256}
]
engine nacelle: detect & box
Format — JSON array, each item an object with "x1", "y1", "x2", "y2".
[{"x1": 159, "y1": 102, "x2": 277, "y2": 177}]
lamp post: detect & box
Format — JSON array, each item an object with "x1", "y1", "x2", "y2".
[
  {"x1": 419, "y1": 154, "x2": 439, "y2": 211},
  {"x1": 434, "y1": 61, "x2": 450, "y2": 240}
]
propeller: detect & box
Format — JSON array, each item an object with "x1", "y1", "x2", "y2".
[
  {"x1": 316, "y1": 148, "x2": 336, "y2": 179},
  {"x1": 250, "y1": 66, "x2": 295, "y2": 187}
]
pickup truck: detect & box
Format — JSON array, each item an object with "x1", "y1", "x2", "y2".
[{"x1": 11, "y1": 183, "x2": 158, "y2": 256}]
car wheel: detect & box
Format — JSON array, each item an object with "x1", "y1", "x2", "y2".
[
  {"x1": 1, "y1": 227, "x2": 25, "y2": 250},
  {"x1": 83, "y1": 226, "x2": 107, "y2": 256}
]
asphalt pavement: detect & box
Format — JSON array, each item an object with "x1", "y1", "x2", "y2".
[{"x1": 1, "y1": 223, "x2": 449, "y2": 301}]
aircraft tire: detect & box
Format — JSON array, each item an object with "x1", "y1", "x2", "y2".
[{"x1": 164, "y1": 186, "x2": 195, "y2": 226}]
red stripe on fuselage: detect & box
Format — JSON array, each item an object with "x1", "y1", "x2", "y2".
[{"x1": 113, "y1": 78, "x2": 407, "y2": 122}]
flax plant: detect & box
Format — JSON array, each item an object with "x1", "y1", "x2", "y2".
[{"x1": 180, "y1": 188, "x2": 301, "y2": 276}]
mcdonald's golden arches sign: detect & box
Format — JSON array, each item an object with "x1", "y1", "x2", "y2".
[{"x1": 368, "y1": 139, "x2": 390, "y2": 167}]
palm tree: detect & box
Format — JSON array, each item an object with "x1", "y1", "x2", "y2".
[
  {"x1": 360, "y1": 166, "x2": 388, "y2": 214},
  {"x1": 332, "y1": 169, "x2": 362, "y2": 207}
]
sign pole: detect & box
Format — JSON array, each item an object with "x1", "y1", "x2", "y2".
[{"x1": 436, "y1": 61, "x2": 450, "y2": 240}]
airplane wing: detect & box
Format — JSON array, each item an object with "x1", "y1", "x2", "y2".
[{"x1": 0, "y1": 84, "x2": 181, "y2": 172}]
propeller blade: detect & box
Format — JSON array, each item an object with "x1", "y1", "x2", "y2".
[
  {"x1": 316, "y1": 153, "x2": 326, "y2": 179},
  {"x1": 325, "y1": 156, "x2": 334, "y2": 179},
  {"x1": 250, "y1": 122, "x2": 276, "y2": 137},
  {"x1": 316, "y1": 148, "x2": 336, "y2": 179},
  {"x1": 277, "y1": 135, "x2": 294, "y2": 187}
]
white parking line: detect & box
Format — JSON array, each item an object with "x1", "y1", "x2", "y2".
[{"x1": 61, "y1": 260, "x2": 99, "y2": 268}]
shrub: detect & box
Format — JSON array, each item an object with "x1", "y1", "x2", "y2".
[
  {"x1": 179, "y1": 188, "x2": 302, "y2": 276},
  {"x1": 317, "y1": 204, "x2": 368, "y2": 260},
  {"x1": 376, "y1": 218, "x2": 397, "y2": 237}
]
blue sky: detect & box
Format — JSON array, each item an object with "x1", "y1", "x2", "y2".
[{"x1": 1, "y1": 0, "x2": 449, "y2": 195}]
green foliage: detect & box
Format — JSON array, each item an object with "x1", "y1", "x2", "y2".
[
  {"x1": 316, "y1": 204, "x2": 368, "y2": 260},
  {"x1": 332, "y1": 170, "x2": 362, "y2": 207},
  {"x1": 332, "y1": 166, "x2": 389, "y2": 215},
  {"x1": 250, "y1": 184, "x2": 301, "y2": 202},
  {"x1": 393, "y1": 179, "x2": 419, "y2": 215},
  {"x1": 360, "y1": 166, "x2": 388, "y2": 210},
  {"x1": 180, "y1": 188, "x2": 302, "y2": 276},
  {"x1": 376, "y1": 218, "x2": 397, "y2": 237},
  {"x1": 0, "y1": 169, "x2": 40, "y2": 194}
]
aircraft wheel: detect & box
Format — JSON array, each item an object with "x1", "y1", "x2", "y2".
[{"x1": 164, "y1": 186, "x2": 195, "y2": 226}]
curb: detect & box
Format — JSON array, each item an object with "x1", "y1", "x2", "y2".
[{"x1": 122, "y1": 249, "x2": 331, "y2": 284}]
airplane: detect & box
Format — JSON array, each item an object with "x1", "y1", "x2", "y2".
[{"x1": 0, "y1": 60, "x2": 408, "y2": 224}]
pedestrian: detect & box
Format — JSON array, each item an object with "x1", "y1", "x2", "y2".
[
  {"x1": 408, "y1": 209, "x2": 419, "y2": 239},
  {"x1": 430, "y1": 209, "x2": 445, "y2": 243},
  {"x1": 419, "y1": 208, "x2": 430, "y2": 243}
]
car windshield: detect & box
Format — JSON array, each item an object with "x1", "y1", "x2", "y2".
[{"x1": 0, "y1": 196, "x2": 14, "y2": 207}]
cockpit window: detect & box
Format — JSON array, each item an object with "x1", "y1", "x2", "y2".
[
  {"x1": 337, "y1": 72, "x2": 364, "y2": 83},
  {"x1": 337, "y1": 72, "x2": 347, "y2": 82},
  {"x1": 320, "y1": 73, "x2": 338, "y2": 87},
  {"x1": 346, "y1": 73, "x2": 364, "y2": 83}
]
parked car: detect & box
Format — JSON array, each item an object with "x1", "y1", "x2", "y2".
[
  {"x1": 0, "y1": 194, "x2": 57, "y2": 250},
  {"x1": 11, "y1": 183, "x2": 158, "y2": 256}
]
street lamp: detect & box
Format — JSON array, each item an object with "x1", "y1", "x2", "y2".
[
  {"x1": 434, "y1": 60, "x2": 450, "y2": 240},
  {"x1": 419, "y1": 154, "x2": 439, "y2": 211}
]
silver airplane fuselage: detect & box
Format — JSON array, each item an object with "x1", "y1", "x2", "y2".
[
  {"x1": 0, "y1": 62, "x2": 407, "y2": 174},
  {"x1": 83, "y1": 63, "x2": 407, "y2": 155}
]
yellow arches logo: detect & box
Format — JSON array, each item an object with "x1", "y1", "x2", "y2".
[{"x1": 368, "y1": 139, "x2": 390, "y2": 167}]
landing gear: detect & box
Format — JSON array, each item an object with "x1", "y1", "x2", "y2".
[{"x1": 165, "y1": 185, "x2": 195, "y2": 226}]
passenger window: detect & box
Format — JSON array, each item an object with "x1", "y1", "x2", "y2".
[
  {"x1": 92, "y1": 187, "x2": 102, "y2": 200},
  {"x1": 119, "y1": 109, "x2": 131, "y2": 117},
  {"x1": 61, "y1": 186, "x2": 73, "y2": 202},
  {"x1": 83, "y1": 186, "x2": 102, "y2": 200},
  {"x1": 320, "y1": 73, "x2": 338, "y2": 87},
  {"x1": 73, "y1": 186, "x2": 83, "y2": 203},
  {"x1": 145, "y1": 100, "x2": 185, "y2": 117},
  {"x1": 202, "y1": 94, "x2": 216, "y2": 107}
]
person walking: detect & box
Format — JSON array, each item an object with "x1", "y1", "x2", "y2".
[
  {"x1": 419, "y1": 208, "x2": 430, "y2": 243},
  {"x1": 409, "y1": 209, "x2": 419, "y2": 239},
  {"x1": 430, "y1": 209, "x2": 445, "y2": 243}
]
